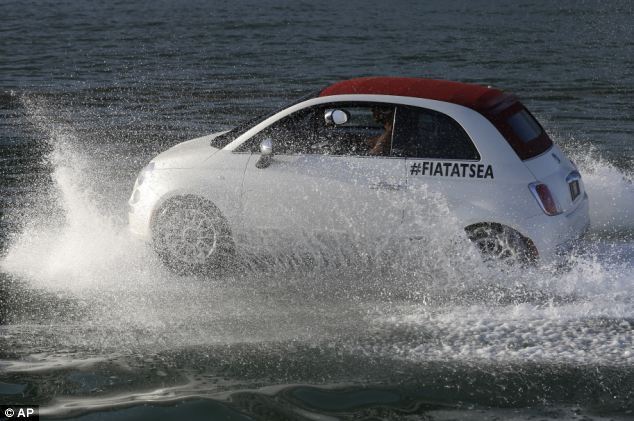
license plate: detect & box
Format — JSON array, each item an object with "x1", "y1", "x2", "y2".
[{"x1": 569, "y1": 180, "x2": 580, "y2": 201}]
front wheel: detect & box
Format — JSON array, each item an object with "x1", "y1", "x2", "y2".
[
  {"x1": 152, "y1": 196, "x2": 234, "y2": 275},
  {"x1": 466, "y1": 223, "x2": 536, "y2": 266}
]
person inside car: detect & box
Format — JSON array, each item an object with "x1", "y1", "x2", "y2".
[{"x1": 367, "y1": 107, "x2": 394, "y2": 156}]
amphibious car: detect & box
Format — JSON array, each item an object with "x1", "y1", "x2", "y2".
[{"x1": 128, "y1": 77, "x2": 590, "y2": 273}]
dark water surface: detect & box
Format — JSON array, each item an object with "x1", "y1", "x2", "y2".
[{"x1": 1, "y1": 1, "x2": 633, "y2": 419}]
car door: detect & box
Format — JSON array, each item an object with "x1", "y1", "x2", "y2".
[
  {"x1": 238, "y1": 102, "x2": 408, "y2": 251},
  {"x1": 393, "y1": 105, "x2": 488, "y2": 233}
]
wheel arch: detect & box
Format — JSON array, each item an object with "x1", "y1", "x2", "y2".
[{"x1": 464, "y1": 221, "x2": 539, "y2": 262}]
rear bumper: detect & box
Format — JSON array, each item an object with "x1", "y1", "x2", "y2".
[{"x1": 525, "y1": 192, "x2": 590, "y2": 264}]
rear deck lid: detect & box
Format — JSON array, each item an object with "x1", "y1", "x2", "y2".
[
  {"x1": 481, "y1": 98, "x2": 583, "y2": 213},
  {"x1": 523, "y1": 144, "x2": 584, "y2": 214}
]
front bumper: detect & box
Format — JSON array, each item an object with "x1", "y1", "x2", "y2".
[{"x1": 127, "y1": 181, "x2": 159, "y2": 241}]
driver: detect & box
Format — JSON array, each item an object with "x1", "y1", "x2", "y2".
[{"x1": 367, "y1": 107, "x2": 394, "y2": 156}]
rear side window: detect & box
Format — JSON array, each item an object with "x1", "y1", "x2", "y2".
[
  {"x1": 507, "y1": 109, "x2": 543, "y2": 143},
  {"x1": 483, "y1": 102, "x2": 553, "y2": 160},
  {"x1": 392, "y1": 106, "x2": 480, "y2": 160}
]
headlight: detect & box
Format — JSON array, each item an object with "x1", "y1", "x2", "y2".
[
  {"x1": 136, "y1": 161, "x2": 155, "y2": 186},
  {"x1": 130, "y1": 189, "x2": 141, "y2": 204}
]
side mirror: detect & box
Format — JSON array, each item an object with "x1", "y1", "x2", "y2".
[
  {"x1": 324, "y1": 109, "x2": 349, "y2": 126},
  {"x1": 256, "y1": 138, "x2": 273, "y2": 169},
  {"x1": 260, "y1": 138, "x2": 273, "y2": 156}
]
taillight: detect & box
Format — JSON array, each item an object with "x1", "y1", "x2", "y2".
[{"x1": 529, "y1": 182, "x2": 562, "y2": 216}]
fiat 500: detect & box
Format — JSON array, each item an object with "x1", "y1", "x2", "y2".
[{"x1": 128, "y1": 77, "x2": 590, "y2": 273}]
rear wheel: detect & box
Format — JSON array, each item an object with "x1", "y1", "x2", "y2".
[
  {"x1": 466, "y1": 223, "x2": 536, "y2": 265},
  {"x1": 152, "y1": 196, "x2": 234, "y2": 275}
]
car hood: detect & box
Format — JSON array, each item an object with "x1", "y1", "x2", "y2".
[{"x1": 151, "y1": 131, "x2": 228, "y2": 169}]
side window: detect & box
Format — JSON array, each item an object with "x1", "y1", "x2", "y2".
[
  {"x1": 392, "y1": 106, "x2": 480, "y2": 160},
  {"x1": 506, "y1": 109, "x2": 543, "y2": 143},
  {"x1": 314, "y1": 103, "x2": 396, "y2": 156},
  {"x1": 236, "y1": 108, "x2": 317, "y2": 154}
]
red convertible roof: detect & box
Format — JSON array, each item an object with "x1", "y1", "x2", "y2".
[{"x1": 319, "y1": 77, "x2": 507, "y2": 112}]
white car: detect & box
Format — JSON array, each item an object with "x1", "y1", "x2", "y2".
[{"x1": 128, "y1": 77, "x2": 590, "y2": 273}]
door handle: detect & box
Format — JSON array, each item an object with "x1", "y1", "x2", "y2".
[{"x1": 369, "y1": 182, "x2": 405, "y2": 191}]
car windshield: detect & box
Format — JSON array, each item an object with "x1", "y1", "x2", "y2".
[{"x1": 210, "y1": 89, "x2": 322, "y2": 149}]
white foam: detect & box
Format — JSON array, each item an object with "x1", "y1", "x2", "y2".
[
  {"x1": 1, "y1": 101, "x2": 159, "y2": 291},
  {"x1": 1, "y1": 99, "x2": 633, "y2": 364},
  {"x1": 570, "y1": 145, "x2": 634, "y2": 233}
]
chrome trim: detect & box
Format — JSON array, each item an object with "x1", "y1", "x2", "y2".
[
  {"x1": 528, "y1": 182, "x2": 562, "y2": 216},
  {"x1": 565, "y1": 170, "x2": 581, "y2": 184},
  {"x1": 324, "y1": 109, "x2": 349, "y2": 125},
  {"x1": 260, "y1": 138, "x2": 273, "y2": 156},
  {"x1": 388, "y1": 107, "x2": 397, "y2": 156}
]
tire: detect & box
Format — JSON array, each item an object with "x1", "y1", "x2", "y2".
[
  {"x1": 466, "y1": 223, "x2": 535, "y2": 266},
  {"x1": 152, "y1": 196, "x2": 234, "y2": 275}
]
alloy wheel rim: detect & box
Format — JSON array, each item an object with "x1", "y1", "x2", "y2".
[{"x1": 161, "y1": 206, "x2": 219, "y2": 265}]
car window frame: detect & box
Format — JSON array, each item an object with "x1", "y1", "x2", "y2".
[
  {"x1": 309, "y1": 101, "x2": 398, "y2": 158},
  {"x1": 392, "y1": 104, "x2": 481, "y2": 162},
  {"x1": 234, "y1": 101, "x2": 405, "y2": 159},
  {"x1": 227, "y1": 95, "x2": 490, "y2": 163}
]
